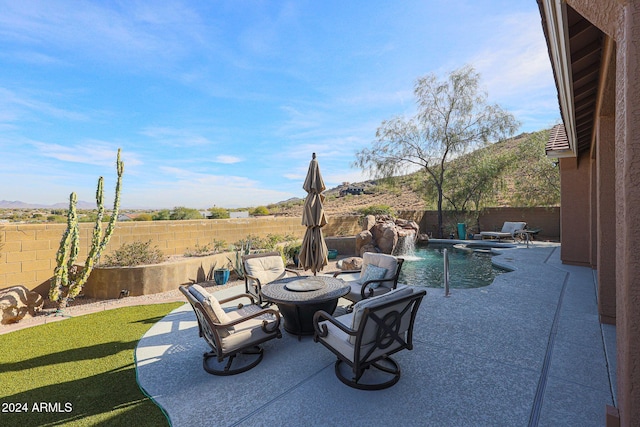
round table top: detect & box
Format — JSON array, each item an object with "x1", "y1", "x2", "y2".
[{"x1": 260, "y1": 276, "x2": 349, "y2": 305}]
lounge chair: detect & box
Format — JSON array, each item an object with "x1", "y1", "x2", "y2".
[
  {"x1": 479, "y1": 221, "x2": 527, "y2": 241},
  {"x1": 242, "y1": 251, "x2": 300, "y2": 305},
  {"x1": 333, "y1": 252, "x2": 404, "y2": 306},
  {"x1": 179, "y1": 284, "x2": 282, "y2": 375},
  {"x1": 313, "y1": 286, "x2": 426, "y2": 390}
]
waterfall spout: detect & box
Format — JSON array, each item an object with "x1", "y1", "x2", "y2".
[{"x1": 394, "y1": 231, "x2": 421, "y2": 260}]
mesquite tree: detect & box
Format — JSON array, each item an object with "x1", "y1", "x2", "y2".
[
  {"x1": 50, "y1": 148, "x2": 124, "y2": 310},
  {"x1": 354, "y1": 65, "x2": 519, "y2": 237}
]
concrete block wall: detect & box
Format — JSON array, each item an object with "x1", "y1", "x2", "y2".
[
  {"x1": 416, "y1": 207, "x2": 560, "y2": 240},
  {"x1": 0, "y1": 208, "x2": 559, "y2": 295},
  {"x1": 0, "y1": 215, "x2": 362, "y2": 293}
]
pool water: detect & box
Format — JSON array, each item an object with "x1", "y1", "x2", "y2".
[{"x1": 398, "y1": 244, "x2": 506, "y2": 289}]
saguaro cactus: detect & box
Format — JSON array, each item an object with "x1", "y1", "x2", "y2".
[{"x1": 49, "y1": 149, "x2": 124, "y2": 311}]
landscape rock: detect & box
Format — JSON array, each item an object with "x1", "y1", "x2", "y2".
[
  {"x1": 359, "y1": 243, "x2": 377, "y2": 257},
  {"x1": 0, "y1": 285, "x2": 44, "y2": 324},
  {"x1": 339, "y1": 257, "x2": 363, "y2": 271},
  {"x1": 362, "y1": 215, "x2": 421, "y2": 255},
  {"x1": 355, "y1": 230, "x2": 373, "y2": 255},
  {"x1": 362, "y1": 215, "x2": 376, "y2": 231},
  {"x1": 375, "y1": 222, "x2": 399, "y2": 254},
  {"x1": 417, "y1": 233, "x2": 430, "y2": 243}
]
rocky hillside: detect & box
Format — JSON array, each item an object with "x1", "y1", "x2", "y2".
[
  {"x1": 268, "y1": 130, "x2": 554, "y2": 217},
  {"x1": 269, "y1": 183, "x2": 427, "y2": 217}
]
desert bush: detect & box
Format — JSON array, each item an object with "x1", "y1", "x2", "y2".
[
  {"x1": 358, "y1": 204, "x2": 395, "y2": 217},
  {"x1": 101, "y1": 240, "x2": 166, "y2": 267},
  {"x1": 208, "y1": 207, "x2": 230, "y2": 219},
  {"x1": 153, "y1": 209, "x2": 171, "y2": 220},
  {"x1": 184, "y1": 243, "x2": 213, "y2": 257},
  {"x1": 251, "y1": 206, "x2": 270, "y2": 216},
  {"x1": 170, "y1": 206, "x2": 202, "y2": 220},
  {"x1": 133, "y1": 213, "x2": 153, "y2": 221}
]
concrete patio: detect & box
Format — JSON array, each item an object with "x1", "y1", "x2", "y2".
[{"x1": 135, "y1": 244, "x2": 616, "y2": 426}]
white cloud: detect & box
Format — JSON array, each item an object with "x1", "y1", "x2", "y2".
[
  {"x1": 214, "y1": 155, "x2": 242, "y2": 164},
  {"x1": 133, "y1": 166, "x2": 293, "y2": 208},
  {"x1": 0, "y1": 87, "x2": 88, "y2": 122},
  {"x1": 29, "y1": 140, "x2": 142, "y2": 167},
  {"x1": 470, "y1": 11, "x2": 556, "y2": 102}
]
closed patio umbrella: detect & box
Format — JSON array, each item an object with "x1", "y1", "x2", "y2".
[{"x1": 299, "y1": 153, "x2": 328, "y2": 275}]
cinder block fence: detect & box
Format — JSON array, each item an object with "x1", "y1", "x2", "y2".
[{"x1": 0, "y1": 208, "x2": 559, "y2": 296}]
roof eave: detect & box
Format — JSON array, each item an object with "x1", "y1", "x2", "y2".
[{"x1": 539, "y1": 0, "x2": 578, "y2": 158}]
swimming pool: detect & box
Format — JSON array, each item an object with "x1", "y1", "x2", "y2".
[{"x1": 398, "y1": 243, "x2": 507, "y2": 289}]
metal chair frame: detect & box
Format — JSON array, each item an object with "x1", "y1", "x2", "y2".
[
  {"x1": 333, "y1": 256, "x2": 405, "y2": 304},
  {"x1": 180, "y1": 285, "x2": 282, "y2": 375},
  {"x1": 313, "y1": 288, "x2": 426, "y2": 390},
  {"x1": 242, "y1": 251, "x2": 300, "y2": 305}
]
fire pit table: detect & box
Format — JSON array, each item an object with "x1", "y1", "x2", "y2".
[{"x1": 260, "y1": 276, "x2": 349, "y2": 337}]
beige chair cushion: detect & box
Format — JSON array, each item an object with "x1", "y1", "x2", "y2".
[
  {"x1": 189, "y1": 284, "x2": 233, "y2": 337},
  {"x1": 318, "y1": 312, "x2": 405, "y2": 363},
  {"x1": 221, "y1": 304, "x2": 279, "y2": 352},
  {"x1": 345, "y1": 280, "x2": 393, "y2": 302},
  {"x1": 350, "y1": 286, "x2": 414, "y2": 345},
  {"x1": 361, "y1": 253, "x2": 398, "y2": 289},
  {"x1": 244, "y1": 255, "x2": 287, "y2": 287}
]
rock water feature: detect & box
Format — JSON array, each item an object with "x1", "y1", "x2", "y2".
[{"x1": 355, "y1": 215, "x2": 422, "y2": 257}]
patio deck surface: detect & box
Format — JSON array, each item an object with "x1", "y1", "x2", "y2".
[{"x1": 135, "y1": 244, "x2": 616, "y2": 427}]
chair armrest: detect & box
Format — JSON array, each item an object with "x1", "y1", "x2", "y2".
[
  {"x1": 218, "y1": 293, "x2": 256, "y2": 305},
  {"x1": 313, "y1": 310, "x2": 356, "y2": 339},
  {"x1": 219, "y1": 306, "x2": 282, "y2": 334},
  {"x1": 284, "y1": 268, "x2": 301, "y2": 276},
  {"x1": 243, "y1": 273, "x2": 263, "y2": 287},
  {"x1": 359, "y1": 277, "x2": 398, "y2": 299}
]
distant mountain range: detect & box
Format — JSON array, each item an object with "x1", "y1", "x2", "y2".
[{"x1": 0, "y1": 200, "x2": 97, "y2": 209}]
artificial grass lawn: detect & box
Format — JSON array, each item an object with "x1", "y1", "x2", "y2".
[{"x1": 0, "y1": 303, "x2": 183, "y2": 426}]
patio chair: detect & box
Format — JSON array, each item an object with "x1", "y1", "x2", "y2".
[
  {"x1": 179, "y1": 284, "x2": 282, "y2": 375},
  {"x1": 242, "y1": 251, "x2": 300, "y2": 305},
  {"x1": 333, "y1": 252, "x2": 404, "y2": 306},
  {"x1": 479, "y1": 221, "x2": 527, "y2": 241},
  {"x1": 313, "y1": 286, "x2": 426, "y2": 390}
]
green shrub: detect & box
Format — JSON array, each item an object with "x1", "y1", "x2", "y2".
[
  {"x1": 251, "y1": 206, "x2": 270, "y2": 216},
  {"x1": 283, "y1": 241, "x2": 302, "y2": 263},
  {"x1": 170, "y1": 206, "x2": 202, "y2": 220},
  {"x1": 48, "y1": 215, "x2": 67, "y2": 223},
  {"x1": 153, "y1": 209, "x2": 171, "y2": 220},
  {"x1": 101, "y1": 240, "x2": 166, "y2": 267},
  {"x1": 358, "y1": 204, "x2": 395, "y2": 217},
  {"x1": 213, "y1": 239, "x2": 227, "y2": 252},
  {"x1": 133, "y1": 213, "x2": 153, "y2": 221},
  {"x1": 184, "y1": 243, "x2": 213, "y2": 257},
  {"x1": 208, "y1": 207, "x2": 230, "y2": 219}
]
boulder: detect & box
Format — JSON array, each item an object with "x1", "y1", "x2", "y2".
[
  {"x1": 355, "y1": 230, "x2": 373, "y2": 255},
  {"x1": 0, "y1": 285, "x2": 44, "y2": 324},
  {"x1": 356, "y1": 215, "x2": 421, "y2": 256},
  {"x1": 417, "y1": 233, "x2": 430, "y2": 243},
  {"x1": 374, "y1": 222, "x2": 399, "y2": 254},
  {"x1": 362, "y1": 215, "x2": 376, "y2": 231},
  {"x1": 339, "y1": 257, "x2": 363, "y2": 271},
  {"x1": 359, "y1": 243, "x2": 377, "y2": 257}
]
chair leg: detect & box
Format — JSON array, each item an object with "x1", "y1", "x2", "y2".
[
  {"x1": 334, "y1": 356, "x2": 401, "y2": 390},
  {"x1": 202, "y1": 346, "x2": 264, "y2": 376}
]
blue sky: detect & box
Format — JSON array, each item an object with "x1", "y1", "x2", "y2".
[{"x1": 0, "y1": 0, "x2": 559, "y2": 209}]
